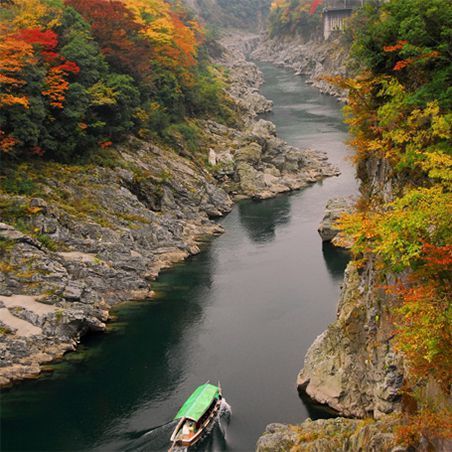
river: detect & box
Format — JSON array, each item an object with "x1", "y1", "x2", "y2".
[{"x1": 1, "y1": 63, "x2": 357, "y2": 451}]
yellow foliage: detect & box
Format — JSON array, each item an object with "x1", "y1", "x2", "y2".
[{"x1": 9, "y1": 0, "x2": 62, "y2": 30}]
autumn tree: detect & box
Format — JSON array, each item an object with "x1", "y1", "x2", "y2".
[
  {"x1": 66, "y1": 0, "x2": 153, "y2": 81},
  {"x1": 269, "y1": 0, "x2": 322, "y2": 38}
]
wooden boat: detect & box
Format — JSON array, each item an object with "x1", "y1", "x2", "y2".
[{"x1": 169, "y1": 382, "x2": 223, "y2": 450}]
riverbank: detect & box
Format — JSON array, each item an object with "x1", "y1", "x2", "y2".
[
  {"x1": 251, "y1": 35, "x2": 350, "y2": 99},
  {"x1": 0, "y1": 38, "x2": 338, "y2": 388}
]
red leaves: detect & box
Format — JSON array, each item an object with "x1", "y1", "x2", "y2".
[
  {"x1": 41, "y1": 51, "x2": 60, "y2": 63},
  {"x1": 384, "y1": 40, "x2": 442, "y2": 71},
  {"x1": 1, "y1": 24, "x2": 80, "y2": 132},
  {"x1": 309, "y1": 0, "x2": 323, "y2": 16},
  {"x1": 383, "y1": 40, "x2": 408, "y2": 53},
  {"x1": 388, "y1": 242, "x2": 452, "y2": 388},
  {"x1": 15, "y1": 28, "x2": 59, "y2": 50},
  {"x1": 66, "y1": 0, "x2": 153, "y2": 80},
  {"x1": 421, "y1": 243, "x2": 452, "y2": 272},
  {"x1": 57, "y1": 60, "x2": 80, "y2": 75},
  {"x1": 99, "y1": 140, "x2": 112, "y2": 148},
  {"x1": 395, "y1": 409, "x2": 452, "y2": 447},
  {"x1": 10, "y1": 28, "x2": 80, "y2": 109},
  {"x1": 31, "y1": 146, "x2": 44, "y2": 156},
  {"x1": 0, "y1": 130, "x2": 18, "y2": 153},
  {"x1": 393, "y1": 58, "x2": 414, "y2": 71}
]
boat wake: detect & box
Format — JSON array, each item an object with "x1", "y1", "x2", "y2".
[
  {"x1": 189, "y1": 398, "x2": 232, "y2": 451},
  {"x1": 123, "y1": 420, "x2": 178, "y2": 452},
  {"x1": 219, "y1": 399, "x2": 232, "y2": 416},
  {"x1": 216, "y1": 399, "x2": 232, "y2": 439}
]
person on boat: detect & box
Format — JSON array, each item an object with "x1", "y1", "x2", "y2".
[{"x1": 182, "y1": 420, "x2": 196, "y2": 437}]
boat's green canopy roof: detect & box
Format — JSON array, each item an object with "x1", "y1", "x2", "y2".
[{"x1": 174, "y1": 384, "x2": 220, "y2": 422}]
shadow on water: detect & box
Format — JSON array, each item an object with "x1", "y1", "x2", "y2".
[
  {"x1": 238, "y1": 196, "x2": 291, "y2": 243},
  {"x1": 299, "y1": 391, "x2": 339, "y2": 421},
  {"x1": 322, "y1": 242, "x2": 351, "y2": 282}
]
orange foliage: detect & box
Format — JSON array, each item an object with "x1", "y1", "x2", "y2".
[
  {"x1": 169, "y1": 11, "x2": 198, "y2": 68},
  {"x1": 0, "y1": 130, "x2": 18, "y2": 153},
  {"x1": 393, "y1": 58, "x2": 415, "y2": 71},
  {"x1": 0, "y1": 26, "x2": 34, "y2": 107},
  {"x1": 122, "y1": 0, "x2": 203, "y2": 82},
  {"x1": 383, "y1": 40, "x2": 408, "y2": 52},
  {"x1": 42, "y1": 60, "x2": 79, "y2": 108},
  {"x1": 390, "y1": 244, "x2": 452, "y2": 388},
  {"x1": 99, "y1": 140, "x2": 112, "y2": 148},
  {"x1": 383, "y1": 39, "x2": 442, "y2": 72},
  {"x1": 395, "y1": 409, "x2": 452, "y2": 447},
  {"x1": 0, "y1": 26, "x2": 34, "y2": 152},
  {"x1": 423, "y1": 243, "x2": 452, "y2": 270}
]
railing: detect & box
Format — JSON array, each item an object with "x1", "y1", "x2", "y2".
[{"x1": 323, "y1": 0, "x2": 364, "y2": 9}]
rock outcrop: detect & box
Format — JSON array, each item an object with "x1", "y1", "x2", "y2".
[
  {"x1": 298, "y1": 261, "x2": 403, "y2": 419},
  {"x1": 0, "y1": 142, "x2": 231, "y2": 387},
  {"x1": 203, "y1": 118, "x2": 339, "y2": 200},
  {"x1": 219, "y1": 32, "x2": 273, "y2": 118},
  {"x1": 257, "y1": 418, "x2": 402, "y2": 452},
  {"x1": 214, "y1": 34, "x2": 340, "y2": 199},
  {"x1": 318, "y1": 197, "x2": 354, "y2": 245}
]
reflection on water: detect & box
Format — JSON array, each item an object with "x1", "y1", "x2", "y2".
[
  {"x1": 322, "y1": 242, "x2": 351, "y2": 282},
  {"x1": 238, "y1": 196, "x2": 291, "y2": 243},
  {"x1": 1, "y1": 63, "x2": 358, "y2": 452}
]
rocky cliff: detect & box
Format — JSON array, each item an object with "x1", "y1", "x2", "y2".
[
  {"x1": 0, "y1": 40, "x2": 338, "y2": 388},
  {"x1": 298, "y1": 260, "x2": 403, "y2": 419},
  {"x1": 255, "y1": 168, "x2": 406, "y2": 451},
  {"x1": 257, "y1": 417, "x2": 402, "y2": 452}
]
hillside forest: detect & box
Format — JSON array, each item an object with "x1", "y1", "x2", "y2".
[{"x1": 0, "y1": 0, "x2": 233, "y2": 161}]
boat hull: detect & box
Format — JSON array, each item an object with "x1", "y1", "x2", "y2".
[{"x1": 170, "y1": 395, "x2": 223, "y2": 450}]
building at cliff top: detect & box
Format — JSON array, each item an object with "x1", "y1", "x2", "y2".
[{"x1": 322, "y1": 0, "x2": 365, "y2": 40}]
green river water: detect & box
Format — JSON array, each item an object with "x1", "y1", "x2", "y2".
[{"x1": 1, "y1": 63, "x2": 358, "y2": 451}]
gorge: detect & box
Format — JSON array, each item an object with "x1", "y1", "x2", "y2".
[{"x1": 1, "y1": 1, "x2": 451, "y2": 451}]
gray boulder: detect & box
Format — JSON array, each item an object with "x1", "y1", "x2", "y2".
[{"x1": 318, "y1": 197, "x2": 354, "y2": 242}]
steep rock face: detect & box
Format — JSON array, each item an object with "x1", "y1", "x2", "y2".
[
  {"x1": 298, "y1": 261, "x2": 403, "y2": 418},
  {"x1": 252, "y1": 36, "x2": 350, "y2": 99},
  {"x1": 219, "y1": 32, "x2": 273, "y2": 117},
  {"x1": 257, "y1": 418, "x2": 402, "y2": 452},
  {"x1": 255, "y1": 149, "x2": 405, "y2": 446},
  {"x1": 297, "y1": 156, "x2": 404, "y2": 420}
]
